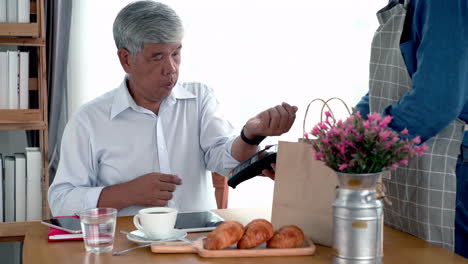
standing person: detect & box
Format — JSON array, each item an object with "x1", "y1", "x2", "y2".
[
  {"x1": 48, "y1": 1, "x2": 297, "y2": 217},
  {"x1": 355, "y1": 0, "x2": 468, "y2": 257}
]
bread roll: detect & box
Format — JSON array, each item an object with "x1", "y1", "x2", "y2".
[
  {"x1": 204, "y1": 221, "x2": 244, "y2": 250},
  {"x1": 267, "y1": 225, "x2": 305, "y2": 248},
  {"x1": 237, "y1": 219, "x2": 274, "y2": 249}
]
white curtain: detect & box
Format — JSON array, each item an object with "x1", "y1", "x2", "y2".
[{"x1": 67, "y1": 0, "x2": 386, "y2": 208}]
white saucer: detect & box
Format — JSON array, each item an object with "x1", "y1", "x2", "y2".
[{"x1": 126, "y1": 229, "x2": 187, "y2": 244}]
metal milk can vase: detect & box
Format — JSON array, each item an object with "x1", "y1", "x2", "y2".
[{"x1": 333, "y1": 172, "x2": 383, "y2": 264}]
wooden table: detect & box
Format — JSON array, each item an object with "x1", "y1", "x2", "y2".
[{"x1": 0, "y1": 207, "x2": 467, "y2": 264}]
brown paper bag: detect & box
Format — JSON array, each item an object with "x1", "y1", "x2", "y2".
[
  {"x1": 271, "y1": 98, "x2": 352, "y2": 247},
  {"x1": 271, "y1": 140, "x2": 338, "y2": 247}
]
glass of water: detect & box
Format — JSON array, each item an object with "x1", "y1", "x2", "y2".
[{"x1": 79, "y1": 208, "x2": 117, "y2": 253}]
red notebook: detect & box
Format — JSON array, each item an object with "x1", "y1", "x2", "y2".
[{"x1": 47, "y1": 215, "x2": 84, "y2": 242}]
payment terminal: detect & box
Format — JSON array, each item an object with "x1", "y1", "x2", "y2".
[{"x1": 227, "y1": 145, "x2": 277, "y2": 188}]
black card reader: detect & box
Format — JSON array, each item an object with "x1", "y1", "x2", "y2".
[{"x1": 227, "y1": 145, "x2": 277, "y2": 188}]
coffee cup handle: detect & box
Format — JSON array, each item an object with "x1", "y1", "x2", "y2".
[{"x1": 133, "y1": 215, "x2": 145, "y2": 232}]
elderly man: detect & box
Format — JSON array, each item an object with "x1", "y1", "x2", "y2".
[{"x1": 48, "y1": 0, "x2": 297, "y2": 217}]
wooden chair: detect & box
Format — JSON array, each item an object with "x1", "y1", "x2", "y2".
[{"x1": 212, "y1": 172, "x2": 229, "y2": 209}]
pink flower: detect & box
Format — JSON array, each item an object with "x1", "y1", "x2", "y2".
[
  {"x1": 319, "y1": 123, "x2": 328, "y2": 130},
  {"x1": 367, "y1": 113, "x2": 381, "y2": 122},
  {"x1": 379, "y1": 115, "x2": 393, "y2": 128},
  {"x1": 310, "y1": 111, "x2": 427, "y2": 173},
  {"x1": 303, "y1": 133, "x2": 309, "y2": 139},
  {"x1": 345, "y1": 116, "x2": 355, "y2": 123},
  {"x1": 339, "y1": 163, "x2": 349, "y2": 171},
  {"x1": 379, "y1": 130, "x2": 391, "y2": 141},
  {"x1": 311, "y1": 126, "x2": 320, "y2": 136},
  {"x1": 363, "y1": 121, "x2": 370, "y2": 129},
  {"x1": 401, "y1": 128, "x2": 409, "y2": 135},
  {"x1": 325, "y1": 111, "x2": 332, "y2": 118},
  {"x1": 415, "y1": 145, "x2": 428, "y2": 156},
  {"x1": 315, "y1": 151, "x2": 325, "y2": 160},
  {"x1": 337, "y1": 143, "x2": 347, "y2": 155}
]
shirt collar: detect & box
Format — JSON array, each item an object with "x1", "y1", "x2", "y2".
[
  {"x1": 110, "y1": 78, "x2": 196, "y2": 119},
  {"x1": 110, "y1": 78, "x2": 134, "y2": 119}
]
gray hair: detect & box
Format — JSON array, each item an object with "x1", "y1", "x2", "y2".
[{"x1": 113, "y1": 1, "x2": 184, "y2": 56}]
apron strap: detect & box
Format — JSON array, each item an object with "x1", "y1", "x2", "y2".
[{"x1": 391, "y1": 0, "x2": 410, "y2": 9}]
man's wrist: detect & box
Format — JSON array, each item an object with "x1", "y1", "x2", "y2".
[{"x1": 240, "y1": 126, "x2": 266, "y2": 145}]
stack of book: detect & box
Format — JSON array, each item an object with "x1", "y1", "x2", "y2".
[
  {"x1": 1, "y1": 0, "x2": 31, "y2": 109},
  {"x1": 0, "y1": 49, "x2": 29, "y2": 110},
  {"x1": 0, "y1": 147, "x2": 42, "y2": 222},
  {"x1": 0, "y1": 0, "x2": 30, "y2": 23}
]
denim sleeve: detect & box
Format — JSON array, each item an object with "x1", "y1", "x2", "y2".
[
  {"x1": 354, "y1": 93, "x2": 370, "y2": 117},
  {"x1": 384, "y1": 0, "x2": 468, "y2": 142}
]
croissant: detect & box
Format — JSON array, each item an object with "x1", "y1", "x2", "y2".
[
  {"x1": 204, "y1": 221, "x2": 244, "y2": 250},
  {"x1": 237, "y1": 219, "x2": 274, "y2": 249},
  {"x1": 267, "y1": 225, "x2": 305, "y2": 248}
]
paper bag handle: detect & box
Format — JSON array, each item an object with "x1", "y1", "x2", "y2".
[{"x1": 302, "y1": 97, "x2": 352, "y2": 139}]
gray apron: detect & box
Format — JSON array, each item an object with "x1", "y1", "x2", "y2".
[{"x1": 368, "y1": 0, "x2": 465, "y2": 250}]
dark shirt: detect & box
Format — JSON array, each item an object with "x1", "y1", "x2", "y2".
[{"x1": 355, "y1": 0, "x2": 468, "y2": 145}]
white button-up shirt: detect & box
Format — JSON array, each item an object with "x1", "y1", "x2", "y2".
[{"x1": 48, "y1": 79, "x2": 240, "y2": 216}]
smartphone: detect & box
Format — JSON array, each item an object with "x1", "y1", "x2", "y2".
[{"x1": 41, "y1": 217, "x2": 82, "y2": 234}]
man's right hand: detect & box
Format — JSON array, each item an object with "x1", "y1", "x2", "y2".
[
  {"x1": 97, "y1": 172, "x2": 182, "y2": 209},
  {"x1": 128, "y1": 173, "x2": 182, "y2": 207}
]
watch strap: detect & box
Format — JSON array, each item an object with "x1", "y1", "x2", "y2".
[{"x1": 240, "y1": 126, "x2": 266, "y2": 145}]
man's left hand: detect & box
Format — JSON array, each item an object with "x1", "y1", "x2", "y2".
[{"x1": 243, "y1": 102, "x2": 298, "y2": 139}]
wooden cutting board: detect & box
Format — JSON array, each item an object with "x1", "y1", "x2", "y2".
[{"x1": 150, "y1": 237, "x2": 316, "y2": 258}]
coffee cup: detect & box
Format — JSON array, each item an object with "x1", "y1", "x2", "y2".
[{"x1": 133, "y1": 207, "x2": 178, "y2": 240}]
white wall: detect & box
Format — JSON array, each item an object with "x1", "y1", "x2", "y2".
[{"x1": 67, "y1": 0, "x2": 387, "y2": 208}]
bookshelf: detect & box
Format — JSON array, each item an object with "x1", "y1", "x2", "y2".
[{"x1": 0, "y1": 0, "x2": 49, "y2": 219}]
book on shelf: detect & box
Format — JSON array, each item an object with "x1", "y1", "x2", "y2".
[
  {"x1": 26, "y1": 147, "x2": 42, "y2": 221},
  {"x1": 6, "y1": 0, "x2": 17, "y2": 23},
  {"x1": 19, "y1": 51, "x2": 29, "y2": 109},
  {"x1": 17, "y1": 0, "x2": 30, "y2": 23},
  {"x1": 0, "y1": 49, "x2": 30, "y2": 109},
  {"x1": 0, "y1": 154, "x2": 3, "y2": 222},
  {"x1": 15, "y1": 153, "x2": 26, "y2": 222},
  {"x1": 4, "y1": 156, "x2": 15, "y2": 222},
  {"x1": 0, "y1": 51, "x2": 7, "y2": 109},
  {"x1": 0, "y1": 0, "x2": 6, "y2": 22},
  {"x1": 0, "y1": 148, "x2": 44, "y2": 222},
  {"x1": 7, "y1": 50, "x2": 19, "y2": 109}
]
